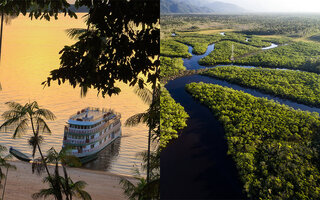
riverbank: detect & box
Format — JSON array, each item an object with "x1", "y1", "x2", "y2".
[{"x1": 3, "y1": 161, "x2": 133, "y2": 200}]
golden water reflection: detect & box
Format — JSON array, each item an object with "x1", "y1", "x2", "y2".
[{"x1": 0, "y1": 14, "x2": 148, "y2": 176}]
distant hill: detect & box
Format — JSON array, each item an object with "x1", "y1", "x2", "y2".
[
  {"x1": 160, "y1": 0, "x2": 245, "y2": 14},
  {"x1": 69, "y1": 5, "x2": 89, "y2": 13}
]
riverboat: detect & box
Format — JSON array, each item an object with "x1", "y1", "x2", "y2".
[{"x1": 62, "y1": 107, "x2": 122, "y2": 159}]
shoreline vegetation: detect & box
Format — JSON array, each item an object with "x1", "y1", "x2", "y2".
[
  {"x1": 4, "y1": 160, "x2": 131, "y2": 200},
  {"x1": 186, "y1": 82, "x2": 320, "y2": 199},
  {"x1": 202, "y1": 66, "x2": 320, "y2": 108},
  {"x1": 161, "y1": 13, "x2": 320, "y2": 199}
]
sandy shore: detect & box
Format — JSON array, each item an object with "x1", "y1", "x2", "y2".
[{"x1": 3, "y1": 161, "x2": 134, "y2": 200}]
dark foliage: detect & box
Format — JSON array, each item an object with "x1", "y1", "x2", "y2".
[
  {"x1": 43, "y1": 0, "x2": 160, "y2": 97},
  {"x1": 0, "y1": 0, "x2": 76, "y2": 20}
]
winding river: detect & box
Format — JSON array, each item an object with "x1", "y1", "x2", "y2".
[{"x1": 161, "y1": 42, "x2": 320, "y2": 199}]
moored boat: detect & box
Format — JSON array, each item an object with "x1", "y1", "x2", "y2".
[
  {"x1": 62, "y1": 107, "x2": 122, "y2": 160},
  {"x1": 9, "y1": 147, "x2": 31, "y2": 162}
]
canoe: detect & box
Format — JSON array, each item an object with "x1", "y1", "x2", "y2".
[{"x1": 9, "y1": 147, "x2": 31, "y2": 162}]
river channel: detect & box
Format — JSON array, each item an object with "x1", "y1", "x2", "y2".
[{"x1": 161, "y1": 41, "x2": 320, "y2": 199}]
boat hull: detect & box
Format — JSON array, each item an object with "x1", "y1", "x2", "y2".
[
  {"x1": 9, "y1": 148, "x2": 31, "y2": 162},
  {"x1": 74, "y1": 132, "x2": 121, "y2": 158}
]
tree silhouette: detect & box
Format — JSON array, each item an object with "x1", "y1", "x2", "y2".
[
  {"x1": 33, "y1": 147, "x2": 91, "y2": 200},
  {"x1": 43, "y1": 0, "x2": 160, "y2": 97},
  {"x1": 0, "y1": 101, "x2": 56, "y2": 179}
]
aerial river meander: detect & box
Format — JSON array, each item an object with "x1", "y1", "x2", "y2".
[
  {"x1": 162, "y1": 39, "x2": 320, "y2": 198},
  {"x1": 0, "y1": 14, "x2": 148, "y2": 176}
]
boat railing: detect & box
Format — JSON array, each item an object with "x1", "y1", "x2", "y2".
[
  {"x1": 64, "y1": 123, "x2": 121, "y2": 145},
  {"x1": 68, "y1": 107, "x2": 118, "y2": 120},
  {"x1": 65, "y1": 116, "x2": 120, "y2": 135},
  {"x1": 81, "y1": 143, "x2": 105, "y2": 154}
]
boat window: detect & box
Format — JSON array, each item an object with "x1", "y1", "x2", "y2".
[{"x1": 91, "y1": 144, "x2": 94, "y2": 149}]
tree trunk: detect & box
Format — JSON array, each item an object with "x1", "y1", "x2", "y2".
[
  {"x1": 30, "y1": 116, "x2": 51, "y2": 178},
  {"x1": 146, "y1": 65, "x2": 159, "y2": 184},
  {"x1": 1, "y1": 167, "x2": 8, "y2": 200},
  {"x1": 0, "y1": 12, "x2": 4, "y2": 60},
  {"x1": 62, "y1": 165, "x2": 71, "y2": 200}
]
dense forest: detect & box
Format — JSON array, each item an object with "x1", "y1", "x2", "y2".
[
  {"x1": 223, "y1": 32, "x2": 271, "y2": 47},
  {"x1": 202, "y1": 66, "x2": 320, "y2": 107},
  {"x1": 199, "y1": 41, "x2": 260, "y2": 65},
  {"x1": 160, "y1": 88, "x2": 189, "y2": 148},
  {"x1": 160, "y1": 39, "x2": 191, "y2": 57},
  {"x1": 186, "y1": 82, "x2": 320, "y2": 199},
  {"x1": 235, "y1": 42, "x2": 320, "y2": 73},
  {"x1": 174, "y1": 33, "x2": 222, "y2": 54},
  {"x1": 161, "y1": 14, "x2": 320, "y2": 37},
  {"x1": 160, "y1": 56, "x2": 186, "y2": 79}
]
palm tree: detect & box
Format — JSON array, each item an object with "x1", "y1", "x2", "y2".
[
  {"x1": 33, "y1": 175, "x2": 91, "y2": 200},
  {"x1": 45, "y1": 147, "x2": 84, "y2": 200},
  {"x1": 120, "y1": 150, "x2": 160, "y2": 200},
  {"x1": 61, "y1": 177, "x2": 92, "y2": 200},
  {"x1": 33, "y1": 147, "x2": 90, "y2": 200},
  {"x1": 0, "y1": 101, "x2": 56, "y2": 178},
  {"x1": 125, "y1": 85, "x2": 160, "y2": 184},
  {"x1": 32, "y1": 175, "x2": 64, "y2": 200}
]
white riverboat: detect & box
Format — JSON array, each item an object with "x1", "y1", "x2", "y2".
[{"x1": 62, "y1": 107, "x2": 122, "y2": 159}]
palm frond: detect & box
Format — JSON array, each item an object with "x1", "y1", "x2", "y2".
[
  {"x1": 76, "y1": 189, "x2": 92, "y2": 200},
  {"x1": 45, "y1": 147, "x2": 59, "y2": 164},
  {"x1": 13, "y1": 118, "x2": 29, "y2": 138},
  {"x1": 2, "y1": 110, "x2": 21, "y2": 120},
  {"x1": 0, "y1": 117, "x2": 28, "y2": 134},
  {"x1": 134, "y1": 86, "x2": 153, "y2": 105},
  {"x1": 4, "y1": 101, "x2": 23, "y2": 111},
  {"x1": 73, "y1": 180, "x2": 87, "y2": 190},
  {"x1": 125, "y1": 113, "x2": 148, "y2": 127},
  {"x1": 69, "y1": 180, "x2": 91, "y2": 200},
  {"x1": 32, "y1": 188, "x2": 55, "y2": 199},
  {"x1": 66, "y1": 28, "x2": 87, "y2": 39},
  {"x1": 119, "y1": 178, "x2": 137, "y2": 199},
  {"x1": 34, "y1": 108, "x2": 56, "y2": 121},
  {"x1": 36, "y1": 117, "x2": 52, "y2": 134}
]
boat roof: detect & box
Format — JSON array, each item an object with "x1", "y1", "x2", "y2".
[{"x1": 68, "y1": 107, "x2": 117, "y2": 125}]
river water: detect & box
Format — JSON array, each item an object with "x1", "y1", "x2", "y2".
[
  {"x1": 162, "y1": 41, "x2": 320, "y2": 198},
  {"x1": 0, "y1": 14, "x2": 148, "y2": 176}
]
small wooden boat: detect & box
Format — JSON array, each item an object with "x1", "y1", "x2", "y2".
[{"x1": 9, "y1": 147, "x2": 31, "y2": 162}]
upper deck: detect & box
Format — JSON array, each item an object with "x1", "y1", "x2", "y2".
[{"x1": 68, "y1": 107, "x2": 118, "y2": 126}]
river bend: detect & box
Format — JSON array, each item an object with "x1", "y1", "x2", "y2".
[{"x1": 161, "y1": 42, "x2": 320, "y2": 199}]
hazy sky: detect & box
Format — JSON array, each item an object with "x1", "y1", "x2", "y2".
[
  {"x1": 214, "y1": 0, "x2": 320, "y2": 13},
  {"x1": 67, "y1": 0, "x2": 320, "y2": 13}
]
